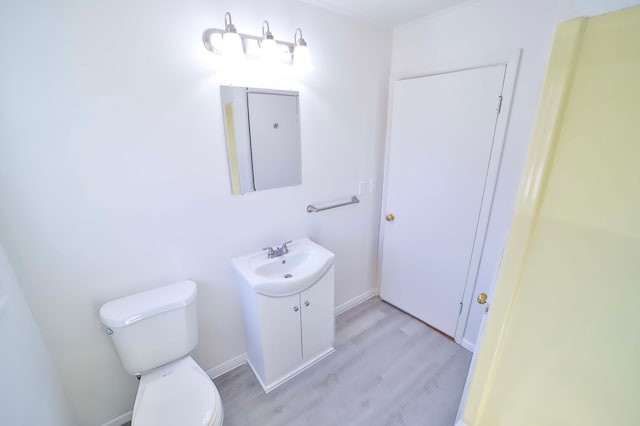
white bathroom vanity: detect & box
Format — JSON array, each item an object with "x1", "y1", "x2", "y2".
[{"x1": 233, "y1": 237, "x2": 335, "y2": 392}]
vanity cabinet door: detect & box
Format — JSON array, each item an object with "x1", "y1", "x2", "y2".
[
  {"x1": 300, "y1": 266, "x2": 335, "y2": 359},
  {"x1": 257, "y1": 293, "x2": 303, "y2": 382}
]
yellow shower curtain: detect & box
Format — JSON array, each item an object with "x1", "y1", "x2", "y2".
[{"x1": 463, "y1": 6, "x2": 640, "y2": 426}]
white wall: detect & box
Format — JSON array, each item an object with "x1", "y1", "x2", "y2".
[
  {"x1": 0, "y1": 0, "x2": 391, "y2": 424},
  {"x1": 391, "y1": 0, "x2": 640, "y2": 348},
  {"x1": 0, "y1": 243, "x2": 78, "y2": 426}
]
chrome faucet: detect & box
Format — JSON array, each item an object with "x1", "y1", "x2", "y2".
[{"x1": 263, "y1": 240, "x2": 292, "y2": 258}]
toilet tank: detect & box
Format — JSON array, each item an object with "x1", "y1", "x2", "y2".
[{"x1": 99, "y1": 280, "x2": 198, "y2": 375}]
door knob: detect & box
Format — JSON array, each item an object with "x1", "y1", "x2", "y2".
[
  {"x1": 386, "y1": 213, "x2": 395, "y2": 222},
  {"x1": 477, "y1": 293, "x2": 488, "y2": 304}
]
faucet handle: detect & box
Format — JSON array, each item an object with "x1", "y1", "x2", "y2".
[
  {"x1": 281, "y1": 240, "x2": 292, "y2": 253},
  {"x1": 262, "y1": 246, "x2": 276, "y2": 258}
]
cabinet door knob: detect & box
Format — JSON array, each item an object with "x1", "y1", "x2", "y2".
[
  {"x1": 293, "y1": 306, "x2": 299, "y2": 312},
  {"x1": 304, "y1": 301, "x2": 310, "y2": 307}
]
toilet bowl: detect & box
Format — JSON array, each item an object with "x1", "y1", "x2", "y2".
[
  {"x1": 133, "y1": 356, "x2": 223, "y2": 426},
  {"x1": 99, "y1": 281, "x2": 223, "y2": 426}
]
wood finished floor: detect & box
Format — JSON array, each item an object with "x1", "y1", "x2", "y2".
[{"x1": 213, "y1": 297, "x2": 472, "y2": 426}]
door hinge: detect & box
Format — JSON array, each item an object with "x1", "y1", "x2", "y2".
[
  {"x1": 497, "y1": 95, "x2": 503, "y2": 114},
  {"x1": 459, "y1": 302, "x2": 464, "y2": 316}
]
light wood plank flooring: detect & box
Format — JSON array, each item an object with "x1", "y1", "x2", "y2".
[{"x1": 214, "y1": 297, "x2": 471, "y2": 426}]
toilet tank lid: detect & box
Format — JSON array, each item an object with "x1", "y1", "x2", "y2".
[{"x1": 99, "y1": 280, "x2": 197, "y2": 328}]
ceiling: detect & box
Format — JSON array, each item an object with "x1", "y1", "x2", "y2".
[{"x1": 299, "y1": 0, "x2": 471, "y2": 27}]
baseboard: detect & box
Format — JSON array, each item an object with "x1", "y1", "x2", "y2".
[
  {"x1": 99, "y1": 410, "x2": 132, "y2": 426},
  {"x1": 461, "y1": 338, "x2": 475, "y2": 352},
  {"x1": 206, "y1": 352, "x2": 247, "y2": 379},
  {"x1": 334, "y1": 288, "x2": 378, "y2": 315}
]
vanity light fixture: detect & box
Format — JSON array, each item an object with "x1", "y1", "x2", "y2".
[
  {"x1": 292, "y1": 28, "x2": 314, "y2": 72},
  {"x1": 202, "y1": 12, "x2": 312, "y2": 71}
]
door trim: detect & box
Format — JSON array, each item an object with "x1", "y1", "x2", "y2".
[{"x1": 377, "y1": 49, "x2": 522, "y2": 345}]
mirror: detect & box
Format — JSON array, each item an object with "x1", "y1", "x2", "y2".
[{"x1": 220, "y1": 86, "x2": 302, "y2": 194}]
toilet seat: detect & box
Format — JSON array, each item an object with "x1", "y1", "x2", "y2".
[{"x1": 132, "y1": 356, "x2": 223, "y2": 426}]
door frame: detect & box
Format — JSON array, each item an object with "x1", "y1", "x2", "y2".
[{"x1": 376, "y1": 49, "x2": 522, "y2": 345}]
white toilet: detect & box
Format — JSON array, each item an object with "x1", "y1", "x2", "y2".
[{"x1": 99, "y1": 280, "x2": 224, "y2": 426}]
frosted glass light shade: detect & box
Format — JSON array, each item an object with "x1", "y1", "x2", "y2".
[
  {"x1": 222, "y1": 32, "x2": 244, "y2": 61},
  {"x1": 260, "y1": 38, "x2": 279, "y2": 64},
  {"x1": 293, "y1": 45, "x2": 313, "y2": 72}
]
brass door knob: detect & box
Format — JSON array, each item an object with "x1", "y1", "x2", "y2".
[
  {"x1": 386, "y1": 213, "x2": 395, "y2": 222},
  {"x1": 477, "y1": 293, "x2": 488, "y2": 304}
]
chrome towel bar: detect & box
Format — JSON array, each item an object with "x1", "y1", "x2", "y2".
[{"x1": 307, "y1": 196, "x2": 360, "y2": 213}]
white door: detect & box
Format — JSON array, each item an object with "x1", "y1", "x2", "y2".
[
  {"x1": 300, "y1": 267, "x2": 335, "y2": 360},
  {"x1": 247, "y1": 93, "x2": 301, "y2": 191},
  {"x1": 379, "y1": 66, "x2": 505, "y2": 337}
]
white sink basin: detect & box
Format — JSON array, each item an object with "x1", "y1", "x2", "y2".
[{"x1": 233, "y1": 237, "x2": 335, "y2": 296}]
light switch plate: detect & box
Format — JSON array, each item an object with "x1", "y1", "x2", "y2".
[{"x1": 369, "y1": 178, "x2": 378, "y2": 193}]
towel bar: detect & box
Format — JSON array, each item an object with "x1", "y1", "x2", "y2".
[{"x1": 307, "y1": 196, "x2": 360, "y2": 213}]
